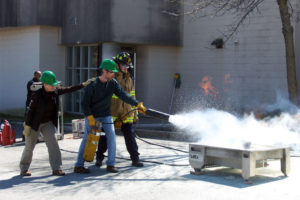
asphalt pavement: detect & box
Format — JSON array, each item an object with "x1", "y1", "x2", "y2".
[{"x1": 1, "y1": 134, "x2": 300, "y2": 200}]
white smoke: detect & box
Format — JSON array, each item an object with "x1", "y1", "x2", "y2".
[{"x1": 169, "y1": 109, "x2": 300, "y2": 152}]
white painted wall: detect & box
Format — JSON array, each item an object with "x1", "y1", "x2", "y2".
[
  {"x1": 0, "y1": 26, "x2": 65, "y2": 115},
  {"x1": 0, "y1": 26, "x2": 40, "y2": 114}
]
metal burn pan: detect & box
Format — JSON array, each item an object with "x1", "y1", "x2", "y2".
[{"x1": 189, "y1": 143, "x2": 290, "y2": 181}]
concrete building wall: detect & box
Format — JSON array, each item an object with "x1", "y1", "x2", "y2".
[
  {"x1": 172, "y1": 0, "x2": 288, "y2": 112},
  {"x1": 39, "y1": 27, "x2": 65, "y2": 84},
  {"x1": 0, "y1": 26, "x2": 40, "y2": 114},
  {"x1": 0, "y1": 26, "x2": 65, "y2": 115},
  {"x1": 135, "y1": 45, "x2": 179, "y2": 113},
  {"x1": 295, "y1": 16, "x2": 300, "y2": 94},
  {"x1": 102, "y1": 43, "x2": 121, "y2": 60},
  {"x1": 0, "y1": 0, "x2": 61, "y2": 27},
  {"x1": 110, "y1": 0, "x2": 182, "y2": 46},
  {"x1": 135, "y1": 0, "x2": 296, "y2": 114},
  {"x1": 60, "y1": 0, "x2": 182, "y2": 46}
]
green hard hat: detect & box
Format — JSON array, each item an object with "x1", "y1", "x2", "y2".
[
  {"x1": 100, "y1": 59, "x2": 118, "y2": 72},
  {"x1": 40, "y1": 70, "x2": 58, "y2": 86}
]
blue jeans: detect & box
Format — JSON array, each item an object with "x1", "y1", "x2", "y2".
[{"x1": 75, "y1": 116, "x2": 116, "y2": 167}]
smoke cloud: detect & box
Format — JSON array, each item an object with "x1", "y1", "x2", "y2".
[{"x1": 169, "y1": 109, "x2": 300, "y2": 152}]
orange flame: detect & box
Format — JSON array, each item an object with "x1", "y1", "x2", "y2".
[{"x1": 199, "y1": 76, "x2": 219, "y2": 98}]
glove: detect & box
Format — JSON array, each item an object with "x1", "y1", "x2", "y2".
[
  {"x1": 23, "y1": 125, "x2": 31, "y2": 137},
  {"x1": 137, "y1": 102, "x2": 147, "y2": 114},
  {"x1": 82, "y1": 77, "x2": 96, "y2": 87},
  {"x1": 114, "y1": 115, "x2": 126, "y2": 129},
  {"x1": 114, "y1": 120, "x2": 122, "y2": 129},
  {"x1": 133, "y1": 110, "x2": 139, "y2": 123},
  {"x1": 87, "y1": 115, "x2": 96, "y2": 127}
]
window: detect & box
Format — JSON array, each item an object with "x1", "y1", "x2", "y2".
[{"x1": 65, "y1": 45, "x2": 100, "y2": 113}]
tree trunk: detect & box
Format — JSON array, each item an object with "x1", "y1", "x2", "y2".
[{"x1": 277, "y1": 0, "x2": 299, "y2": 104}]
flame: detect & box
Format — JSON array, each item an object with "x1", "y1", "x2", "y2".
[{"x1": 199, "y1": 76, "x2": 219, "y2": 98}]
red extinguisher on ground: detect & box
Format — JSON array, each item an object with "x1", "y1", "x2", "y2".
[{"x1": 0, "y1": 120, "x2": 16, "y2": 145}]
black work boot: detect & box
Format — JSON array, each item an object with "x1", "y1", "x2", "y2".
[
  {"x1": 132, "y1": 161, "x2": 144, "y2": 167},
  {"x1": 95, "y1": 160, "x2": 102, "y2": 167}
]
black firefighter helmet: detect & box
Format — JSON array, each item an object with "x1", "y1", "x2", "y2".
[{"x1": 113, "y1": 52, "x2": 133, "y2": 68}]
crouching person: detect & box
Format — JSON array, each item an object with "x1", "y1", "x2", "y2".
[{"x1": 20, "y1": 70, "x2": 94, "y2": 176}]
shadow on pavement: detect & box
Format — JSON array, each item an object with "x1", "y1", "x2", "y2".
[{"x1": 181, "y1": 167, "x2": 288, "y2": 188}]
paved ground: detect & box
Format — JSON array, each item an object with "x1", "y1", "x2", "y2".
[{"x1": 0, "y1": 134, "x2": 300, "y2": 200}]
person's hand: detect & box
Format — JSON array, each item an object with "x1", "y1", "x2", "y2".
[
  {"x1": 23, "y1": 125, "x2": 31, "y2": 137},
  {"x1": 137, "y1": 102, "x2": 147, "y2": 114},
  {"x1": 133, "y1": 110, "x2": 139, "y2": 123},
  {"x1": 82, "y1": 77, "x2": 96, "y2": 87},
  {"x1": 114, "y1": 120, "x2": 122, "y2": 129},
  {"x1": 87, "y1": 115, "x2": 96, "y2": 127}
]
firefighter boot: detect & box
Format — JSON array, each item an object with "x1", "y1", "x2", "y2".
[{"x1": 132, "y1": 161, "x2": 144, "y2": 167}]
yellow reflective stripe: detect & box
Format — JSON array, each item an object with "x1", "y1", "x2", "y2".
[
  {"x1": 123, "y1": 119, "x2": 134, "y2": 123},
  {"x1": 130, "y1": 90, "x2": 135, "y2": 96},
  {"x1": 112, "y1": 94, "x2": 119, "y2": 99},
  {"x1": 112, "y1": 116, "x2": 134, "y2": 123},
  {"x1": 123, "y1": 117, "x2": 134, "y2": 123}
]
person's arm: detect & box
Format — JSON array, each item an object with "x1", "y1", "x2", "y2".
[
  {"x1": 113, "y1": 80, "x2": 138, "y2": 106},
  {"x1": 25, "y1": 93, "x2": 39, "y2": 127},
  {"x1": 81, "y1": 84, "x2": 94, "y2": 116},
  {"x1": 57, "y1": 84, "x2": 84, "y2": 95},
  {"x1": 57, "y1": 77, "x2": 96, "y2": 95}
]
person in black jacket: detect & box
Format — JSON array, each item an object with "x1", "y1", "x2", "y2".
[
  {"x1": 20, "y1": 70, "x2": 94, "y2": 176},
  {"x1": 23, "y1": 71, "x2": 42, "y2": 141},
  {"x1": 25, "y1": 71, "x2": 42, "y2": 113}
]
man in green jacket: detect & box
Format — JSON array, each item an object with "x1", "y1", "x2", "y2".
[{"x1": 74, "y1": 59, "x2": 146, "y2": 173}]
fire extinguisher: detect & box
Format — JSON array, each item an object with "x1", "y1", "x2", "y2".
[
  {"x1": 0, "y1": 124, "x2": 2, "y2": 145},
  {"x1": 0, "y1": 120, "x2": 16, "y2": 146}
]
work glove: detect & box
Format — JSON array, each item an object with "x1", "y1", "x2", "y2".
[
  {"x1": 114, "y1": 120, "x2": 122, "y2": 129},
  {"x1": 23, "y1": 125, "x2": 31, "y2": 137},
  {"x1": 132, "y1": 106, "x2": 139, "y2": 124},
  {"x1": 137, "y1": 102, "x2": 147, "y2": 114},
  {"x1": 87, "y1": 115, "x2": 96, "y2": 127},
  {"x1": 82, "y1": 77, "x2": 96, "y2": 87}
]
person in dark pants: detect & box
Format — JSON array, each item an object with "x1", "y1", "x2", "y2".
[
  {"x1": 95, "y1": 52, "x2": 143, "y2": 168},
  {"x1": 23, "y1": 71, "x2": 42, "y2": 141}
]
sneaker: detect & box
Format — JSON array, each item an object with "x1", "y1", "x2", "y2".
[
  {"x1": 74, "y1": 166, "x2": 90, "y2": 174},
  {"x1": 132, "y1": 161, "x2": 144, "y2": 167},
  {"x1": 20, "y1": 170, "x2": 31, "y2": 176},
  {"x1": 95, "y1": 161, "x2": 102, "y2": 167},
  {"x1": 52, "y1": 170, "x2": 66, "y2": 176},
  {"x1": 106, "y1": 166, "x2": 119, "y2": 173}
]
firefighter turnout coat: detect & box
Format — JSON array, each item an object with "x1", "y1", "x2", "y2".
[{"x1": 111, "y1": 72, "x2": 138, "y2": 123}]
